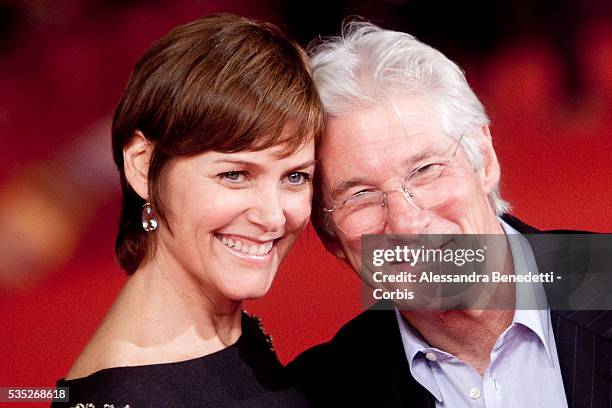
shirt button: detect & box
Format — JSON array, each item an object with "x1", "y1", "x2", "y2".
[
  {"x1": 469, "y1": 387, "x2": 481, "y2": 399},
  {"x1": 425, "y1": 352, "x2": 438, "y2": 362}
]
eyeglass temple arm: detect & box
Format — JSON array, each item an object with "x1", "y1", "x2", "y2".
[{"x1": 450, "y1": 133, "x2": 465, "y2": 159}]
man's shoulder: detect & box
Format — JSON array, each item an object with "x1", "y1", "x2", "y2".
[
  {"x1": 552, "y1": 310, "x2": 612, "y2": 340},
  {"x1": 287, "y1": 305, "x2": 403, "y2": 377},
  {"x1": 502, "y1": 213, "x2": 594, "y2": 235},
  {"x1": 290, "y1": 306, "x2": 398, "y2": 365},
  {"x1": 287, "y1": 306, "x2": 410, "y2": 406}
]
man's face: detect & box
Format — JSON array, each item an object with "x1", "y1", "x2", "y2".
[{"x1": 318, "y1": 97, "x2": 503, "y2": 272}]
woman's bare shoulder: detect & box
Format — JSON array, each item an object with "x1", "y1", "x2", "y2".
[
  {"x1": 64, "y1": 288, "x2": 147, "y2": 380},
  {"x1": 64, "y1": 315, "x2": 134, "y2": 380}
]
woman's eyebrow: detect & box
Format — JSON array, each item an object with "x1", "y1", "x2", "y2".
[
  {"x1": 212, "y1": 158, "x2": 317, "y2": 171},
  {"x1": 212, "y1": 158, "x2": 253, "y2": 165},
  {"x1": 290, "y1": 159, "x2": 317, "y2": 170}
]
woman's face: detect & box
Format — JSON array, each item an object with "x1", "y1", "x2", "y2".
[{"x1": 153, "y1": 141, "x2": 315, "y2": 302}]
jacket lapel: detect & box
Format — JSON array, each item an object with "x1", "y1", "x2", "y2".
[{"x1": 503, "y1": 214, "x2": 612, "y2": 408}]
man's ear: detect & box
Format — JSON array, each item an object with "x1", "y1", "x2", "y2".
[
  {"x1": 123, "y1": 130, "x2": 153, "y2": 200},
  {"x1": 478, "y1": 125, "x2": 501, "y2": 194}
]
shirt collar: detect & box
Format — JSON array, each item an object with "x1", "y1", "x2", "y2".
[
  {"x1": 393, "y1": 219, "x2": 555, "y2": 401},
  {"x1": 395, "y1": 308, "x2": 445, "y2": 402},
  {"x1": 500, "y1": 218, "x2": 555, "y2": 361}
]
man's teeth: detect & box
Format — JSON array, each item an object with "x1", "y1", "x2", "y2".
[{"x1": 220, "y1": 236, "x2": 274, "y2": 255}]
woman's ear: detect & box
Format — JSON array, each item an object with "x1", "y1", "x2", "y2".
[
  {"x1": 478, "y1": 125, "x2": 501, "y2": 194},
  {"x1": 123, "y1": 130, "x2": 153, "y2": 200}
]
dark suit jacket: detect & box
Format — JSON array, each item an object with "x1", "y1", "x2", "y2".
[{"x1": 288, "y1": 215, "x2": 612, "y2": 407}]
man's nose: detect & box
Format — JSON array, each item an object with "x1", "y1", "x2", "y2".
[
  {"x1": 247, "y1": 187, "x2": 286, "y2": 233},
  {"x1": 384, "y1": 189, "x2": 430, "y2": 234}
]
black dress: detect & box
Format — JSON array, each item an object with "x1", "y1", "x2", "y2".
[{"x1": 52, "y1": 313, "x2": 308, "y2": 408}]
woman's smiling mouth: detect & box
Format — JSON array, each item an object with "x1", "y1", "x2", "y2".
[{"x1": 215, "y1": 233, "x2": 276, "y2": 259}]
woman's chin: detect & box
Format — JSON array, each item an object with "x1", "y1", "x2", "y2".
[{"x1": 222, "y1": 279, "x2": 275, "y2": 302}]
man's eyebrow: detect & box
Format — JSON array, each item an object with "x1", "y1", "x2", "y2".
[
  {"x1": 406, "y1": 150, "x2": 434, "y2": 165},
  {"x1": 405, "y1": 147, "x2": 434, "y2": 163},
  {"x1": 331, "y1": 178, "x2": 365, "y2": 201},
  {"x1": 329, "y1": 149, "x2": 438, "y2": 200}
]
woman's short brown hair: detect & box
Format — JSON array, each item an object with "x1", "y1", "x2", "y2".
[{"x1": 112, "y1": 13, "x2": 324, "y2": 274}]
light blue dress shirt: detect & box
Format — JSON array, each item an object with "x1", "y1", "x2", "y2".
[{"x1": 395, "y1": 220, "x2": 568, "y2": 407}]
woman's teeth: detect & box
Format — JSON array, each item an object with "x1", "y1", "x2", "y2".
[{"x1": 219, "y1": 236, "x2": 274, "y2": 256}]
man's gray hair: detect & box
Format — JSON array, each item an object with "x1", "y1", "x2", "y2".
[{"x1": 309, "y1": 21, "x2": 510, "y2": 222}]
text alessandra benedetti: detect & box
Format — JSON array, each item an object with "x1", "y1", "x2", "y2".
[{"x1": 372, "y1": 271, "x2": 558, "y2": 283}]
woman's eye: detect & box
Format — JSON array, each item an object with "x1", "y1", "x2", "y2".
[
  {"x1": 219, "y1": 171, "x2": 247, "y2": 183},
  {"x1": 285, "y1": 172, "x2": 311, "y2": 185}
]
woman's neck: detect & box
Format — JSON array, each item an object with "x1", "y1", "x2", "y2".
[
  {"x1": 119, "y1": 252, "x2": 244, "y2": 352},
  {"x1": 65, "y1": 253, "x2": 243, "y2": 380}
]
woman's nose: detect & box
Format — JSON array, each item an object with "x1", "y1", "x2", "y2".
[{"x1": 246, "y1": 187, "x2": 287, "y2": 233}]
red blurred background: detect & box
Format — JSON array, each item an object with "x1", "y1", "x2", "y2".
[{"x1": 1, "y1": 1, "x2": 611, "y2": 405}]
